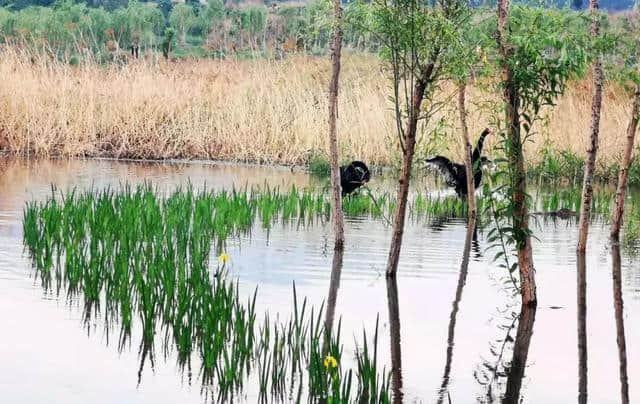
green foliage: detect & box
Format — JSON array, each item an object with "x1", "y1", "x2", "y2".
[
  {"x1": 308, "y1": 149, "x2": 331, "y2": 177},
  {"x1": 0, "y1": 0, "x2": 163, "y2": 56},
  {"x1": 21, "y1": 184, "x2": 392, "y2": 402},
  {"x1": 505, "y1": 6, "x2": 593, "y2": 121},
  {"x1": 161, "y1": 26, "x2": 174, "y2": 58},
  {"x1": 483, "y1": 6, "x2": 595, "y2": 282},
  {"x1": 528, "y1": 146, "x2": 584, "y2": 182},
  {"x1": 195, "y1": 0, "x2": 224, "y2": 36},
  {"x1": 603, "y1": 11, "x2": 640, "y2": 89},
  {"x1": 168, "y1": 3, "x2": 196, "y2": 44}
]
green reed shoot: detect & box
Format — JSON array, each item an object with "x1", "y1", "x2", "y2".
[{"x1": 22, "y1": 184, "x2": 390, "y2": 402}]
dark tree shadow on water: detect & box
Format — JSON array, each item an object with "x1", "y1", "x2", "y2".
[
  {"x1": 386, "y1": 276, "x2": 403, "y2": 404},
  {"x1": 474, "y1": 304, "x2": 537, "y2": 403},
  {"x1": 324, "y1": 247, "x2": 344, "y2": 337},
  {"x1": 502, "y1": 305, "x2": 536, "y2": 404},
  {"x1": 611, "y1": 243, "x2": 630, "y2": 404},
  {"x1": 437, "y1": 217, "x2": 477, "y2": 404},
  {"x1": 577, "y1": 252, "x2": 587, "y2": 404}
]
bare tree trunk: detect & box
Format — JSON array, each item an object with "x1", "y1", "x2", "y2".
[
  {"x1": 386, "y1": 276, "x2": 403, "y2": 404},
  {"x1": 496, "y1": 0, "x2": 537, "y2": 307},
  {"x1": 577, "y1": 252, "x2": 588, "y2": 404},
  {"x1": 328, "y1": 0, "x2": 345, "y2": 251},
  {"x1": 611, "y1": 85, "x2": 640, "y2": 242},
  {"x1": 611, "y1": 244, "x2": 630, "y2": 404},
  {"x1": 576, "y1": 4, "x2": 603, "y2": 400},
  {"x1": 458, "y1": 82, "x2": 476, "y2": 221},
  {"x1": 385, "y1": 65, "x2": 433, "y2": 277},
  {"x1": 577, "y1": 0, "x2": 604, "y2": 252}
]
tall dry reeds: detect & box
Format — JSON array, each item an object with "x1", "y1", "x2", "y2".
[{"x1": 0, "y1": 47, "x2": 634, "y2": 166}]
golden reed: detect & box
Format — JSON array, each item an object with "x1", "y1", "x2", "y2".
[{"x1": 0, "y1": 47, "x2": 633, "y2": 166}]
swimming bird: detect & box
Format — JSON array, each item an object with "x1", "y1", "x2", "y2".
[
  {"x1": 425, "y1": 129, "x2": 491, "y2": 197},
  {"x1": 340, "y1": 161, "x2": 371, "y2": 196}
]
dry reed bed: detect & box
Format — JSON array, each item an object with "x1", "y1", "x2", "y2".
[{"x1": 0, "y1": 48, "x2": 634, "y2": 166}]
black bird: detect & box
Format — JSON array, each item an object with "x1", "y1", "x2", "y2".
[
  {"x1": 340, "y1": 161, "x2": 371, "y2": 196},
  {"x1": 426, "y1": 128, "x2": 491, "y2": 197}
]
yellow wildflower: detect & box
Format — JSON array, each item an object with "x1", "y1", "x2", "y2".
[
  {"x1": 323, "y1": 355, "x2": 338, "y2": 369},
  {"x1": 218, "y1": 253, "x2": 230, "y2": 264}
]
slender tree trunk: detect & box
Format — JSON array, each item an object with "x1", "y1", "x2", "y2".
[
  {"x1": 385, "y1": 65, "x2": 433, "y2": 277},
  {"x1": 577, "y1": 0, "x2": 604, "y2": 252},
  {"x1": 611, "y1": 244, "x2": 630, "y2": 404},
  {"x1": 576, "y1": 4, "x2": 603, "y2": 400},
  {"x1": 458, "y1": 82, "x2": 476, "y2": 221},
  {"x1": 496, "y1": 0, "x2": 537, "y2": 306},
  {"x1": 328, "y1": 0, "x2": 345, "y2": 251},
  {"x1": 611, "y1": 85, "x2": 640, "y2": 242},
  {"x1": 386, "y1": 277, "x2": 403, "y2": 404},
  {"x1": 577, "y1": 252, "x2": 588, "y2": 404}
]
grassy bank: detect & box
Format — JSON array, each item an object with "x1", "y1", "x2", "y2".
[{"x1": 0, "y1": 47, "x2": 635, "y2": 168}]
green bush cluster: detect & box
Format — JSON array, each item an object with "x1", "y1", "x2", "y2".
[{"x1": 0, "y1": 0, "x2": 378, "y2": 61}]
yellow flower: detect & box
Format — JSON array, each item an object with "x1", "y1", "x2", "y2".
[
  {"x1": 218, "y1": 253, "x2": 230, "y2": 264},
  {"x1": 323, "y1": 355, "x2": 338, "y2": 369}
]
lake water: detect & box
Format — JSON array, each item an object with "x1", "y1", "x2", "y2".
[{"x1": 0, "y1": 157, "x2": 638, "y2": 403}]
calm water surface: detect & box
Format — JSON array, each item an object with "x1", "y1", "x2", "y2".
[{"x1": 0, "y1": 157, "x2": 638, "y2": 403}]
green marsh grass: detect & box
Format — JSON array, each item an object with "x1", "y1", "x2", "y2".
[
  {"x1": 22, "y1": 182, "x2": 640, "y2": 400},
  {"x1": 22, "y1": 184, "x2": 390, "y2": 402}
]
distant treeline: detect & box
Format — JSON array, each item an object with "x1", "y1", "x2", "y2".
[
  {"x1": 1, "y1": 0, "x2": 636, "y2": 12},
  {"x1": 0, "y1": 0, "x2": 384, "y2": 61},
  {"x1": 0, "y1": 0, "x2": 636, "y2": 63}
]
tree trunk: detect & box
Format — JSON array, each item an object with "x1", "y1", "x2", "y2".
[
  {"x1": 386, "y1": 277, "x2": 403, "y2": 404},
  {"x1": 496, "y1": 0, "x2": 537, "y2": 307},
  {"x1": 576, "y1": 4, "x2": 603, "y2": 400},
  {"x1": 458, "y1": 82, "x2": 476, "y2": 221},
  {"x1": 328, "y1": 0, "x2": 345, "y2": 251},
  {"x1": 610, "y1": 85, "x2": 640, "y2": 242},
  {"x1": 385, "y1": 65, "x2": 433, "y2": 277},
  {"x1": 577, "y1": 0, "x2": 604, "y2": 252},
  {"x1": 577, "y1": 251, "x2": 588, "y2": 403}
]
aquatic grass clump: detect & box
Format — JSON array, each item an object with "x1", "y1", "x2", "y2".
[
  {"x1": 623, "y1": 199, "x2": 640, "y2": 247},
  {"x1": 22, "y1": 184, "x2": 390, "y2": 402},
  {"x1": 341, "y1": 191, "x2": 486, "y2": 221},
  {"x1": 411, "y1": 193, "x2": 485, "y2": 219},
  {"x1": 536, "y1": 186, "x2": 625, "y2": 219}
]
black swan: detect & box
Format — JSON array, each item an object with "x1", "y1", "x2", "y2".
[
  {"x1": 340, "y1": 161, "x2": 371, "y2": 196},
  {"x1": 426, "y1": 128, "x2": 491, "y2": 197}
]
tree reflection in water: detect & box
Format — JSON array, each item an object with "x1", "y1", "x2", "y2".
[
  {"x1": 437, "y1": 218, "x2": 477, "y2": 403},
  {"x1": 387, "y1": 276, "x2": 403, "y2": 404},
  {"x1": 611, "y1": 243, "x2": 630, "y2": 404}
]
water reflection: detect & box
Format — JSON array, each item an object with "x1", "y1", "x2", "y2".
[
  {"x1": 437, "y1": 218, "x2": 477, "y2": 404},
  {"x1": 474, "y1": 306, "x2": 519, "y2": 402},
  {"x1": 2, "y1": 158, "x2": 640, "y2": 403},
  {"x1": 503, "y1": 305, "x2": 537, "y2": 403},
  {"x1": 325, "y1": 247, "x2": 344, "y2": 338},
  {"x1": 386, "y1": 276, "x2": 403, "y2": 404},
  {"x1": 577, "y1": 252, "x2": 587, "y2": 404},
  {"x1": 611, "y1": 243, "x2": 630, "y2": 404},
  {"x1": 474, "y1": 303, "x2": 537, "y2": 404}
]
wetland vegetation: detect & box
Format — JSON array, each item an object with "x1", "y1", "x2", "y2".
[{"x1": 1, "y1": 0, "x2": 639, "y2": 402}]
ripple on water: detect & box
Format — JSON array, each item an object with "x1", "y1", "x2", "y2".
[{"x1": 0, "y1": 158, "x2": 638, "y2": 403}]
